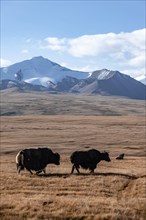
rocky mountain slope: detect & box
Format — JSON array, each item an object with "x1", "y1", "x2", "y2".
[{"x1": 0, "y1": 57, "x2": 145, "y2": 100}]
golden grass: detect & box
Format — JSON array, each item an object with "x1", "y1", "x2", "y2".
[
  {"x1": 0, "y1": 155, "x2": 146, "y2": 220},
  {"x1": 1, "y1": 115, "x2": 145, "y2": 157},
  {"x1": 0, "y1": 114, "x2": 146, "y2": 219},
  {"x1": 0, "y1": 89, "x2": 146, "y2": 219}
]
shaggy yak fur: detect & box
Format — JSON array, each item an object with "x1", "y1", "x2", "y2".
[
  {"x1": 70, "y1": 149, "x2": 111, "y2": 174},
  {"x1": 16, "y1": 147, "x2": 60, "y2": 174}
]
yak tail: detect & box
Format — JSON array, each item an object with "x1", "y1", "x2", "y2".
[{"x1": 16, "y1": 151, "x2": 24, "y2": 173}]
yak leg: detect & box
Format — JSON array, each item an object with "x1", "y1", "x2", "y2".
[
  {"x1": 90, "y1": 169, "x2": 94, "y2": 174},
  {"x1": 36, "y1": 170, "x2": 42, "y2": 175},
  {"x1": 36, "y1": 168, "x2": 46, "y2": 175},
  {"x1": 43, "y1": 168, "x2": 46, "y2": 174},
  {"x1": 71, "y1": 164, "x2": 80, "y2": 174},
  {"x1": 90, "y1": 164, "x2": 96, "y2": 174},
  {"x1": 29, "y1": 170, "x2": 33, "y2": 175},
  {"x1": 17, "y1": 166, "x2": 22, "y2": 174},
  {"x1": 26, "y1": 169, "x2": 33, "y2": 175},
  {"x1": 75, "y1": 165, "x2": 80, "y2": 174},
  {"x1": 71, "y1": 165, "x2": 75, "y2": 174},
  {"x1": 17, "y1": 164, "x2": 24, "y2": 174}
]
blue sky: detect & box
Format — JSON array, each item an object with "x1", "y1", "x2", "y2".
[{"x1": 1, "y1": 0, "x2": 146, "y2": 79}]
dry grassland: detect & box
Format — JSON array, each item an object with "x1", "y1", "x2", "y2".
[
  {"x1": 1, "y1": 89, "x2": 145, "y2": 116},
  {"x1": 0, "y1": 91, "x2": 146, "y2": 219}
]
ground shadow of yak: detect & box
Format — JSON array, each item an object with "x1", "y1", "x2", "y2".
[{"x1": 36, "y1": 172, "x2": 145, "y2": 180}]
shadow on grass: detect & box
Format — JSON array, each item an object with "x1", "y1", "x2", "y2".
[{"x1": 37, "y1": 172, "x2": 146, "y2": 179}]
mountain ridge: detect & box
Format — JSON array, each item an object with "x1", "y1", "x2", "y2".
[
  {"x1": 0, "y1": 56, "x2": 145, "y2": 100},
  {"x1": 0, "y1": 56, "x2": 89, "y2": 85}
]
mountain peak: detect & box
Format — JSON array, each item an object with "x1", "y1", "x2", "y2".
[
  {"x1": 31, "y1": 56, "x2": 55, "y2": 63},
  {"x1": 0, "y1": 57, "x2": 145, "y2": 100},
  {"x1": 0, "y1": 56, "x2": 89, "y2": 85},
  {"x1": 32, "y1": 56, "x2": 44, "y2": 59},
  {"x1": 31, "y1": 56, "x2": 57, "y2": 66},
  {"x1": 91, "y1": 69, "x2": 116, "y2": 80}
]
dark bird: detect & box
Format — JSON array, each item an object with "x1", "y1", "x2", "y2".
[{"x1": 116, "y1": 153, "x2": 125, "y2": 160}]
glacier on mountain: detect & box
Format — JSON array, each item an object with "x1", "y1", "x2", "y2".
[{"x1": 0, "y1": 56, "x2": 89, "y2": 86}]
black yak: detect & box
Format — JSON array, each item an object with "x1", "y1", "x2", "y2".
[
  {"x1": 16, "y1": 147, "x2": 60, "y2": 174},
  {"x1": 70, "y1": 149, "x2": 111, "y2": 174}
]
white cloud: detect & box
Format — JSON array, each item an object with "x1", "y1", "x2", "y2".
[
  {"x1": 40, "y1": 29, "x2": 145, "y2": 59},
  {"x1": 74, "y1": 65, "x2": 94, "y2": 72},
  {"x1": 122, "y1": 67, "x2": 145, "y2": 79},
  {"x1": 41, "y1": 37, "x2": 67, "y2": 52},
  {"x1": 0, "y1": 58, "x2": 12, "y2": 67},
  {"x1": 68, "y1": 29, "x2": 145, "y2": 59},
  {"x1": 126, "y1": 52, "x2": 145, "y2": 67},
  {"x1": 68, "y1": 33, "x2": 124, "y2": 57},
  {"x1": 21, "y1": 49, "x2": 29, "y2": 54},
  {"x1": 39, "y1": 28, "x2": 146, "y2": 78}
]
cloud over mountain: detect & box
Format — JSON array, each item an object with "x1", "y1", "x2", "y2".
[
  {"x1": 40, "y1": 28, "x2": 145, "y2": 79},
  {"x1": 41, "y1": 29, "x2": 145, "y2": 58},
  {"x1": 1, "y1": 29, "x2": 145, "y2": 80}
]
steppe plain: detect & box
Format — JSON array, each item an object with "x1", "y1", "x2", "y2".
[{"x1": 0, "y1": 88, "x2": 146, "y2": 220}]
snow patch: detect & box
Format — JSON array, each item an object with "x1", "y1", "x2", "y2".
[
  {"x1": 0, "y1": 56, "x2": 89, "y2": 87},
  {"x1": 25, "y1": 77, "x2": 54, "y2": 87},
  {"x1": 97, "y1": 69, "x2": 111, "y2": 80}
]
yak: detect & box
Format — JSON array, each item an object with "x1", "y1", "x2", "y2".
[
  {"x1": 16, "y1": 147, "x2": 60, "y2": 175},
  {"x1": 70, "y1": 149, "x2": 111, "y2": 174}
]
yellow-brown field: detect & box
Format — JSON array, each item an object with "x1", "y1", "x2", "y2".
[{"x1": 0, "y1": 91, "x2": 146, "y2": 219}]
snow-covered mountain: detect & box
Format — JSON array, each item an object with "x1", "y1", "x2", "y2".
[
  {"x1": 0, "y1": 56, "x2": 89, "y2": 86},
  {"x1": 70, "y1": 70, "x2": 146, "y2": 99},
  {"x1": 0, "y1": 56, "x2": 145, "y2": 100}
]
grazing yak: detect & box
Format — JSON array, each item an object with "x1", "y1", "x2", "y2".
[
  {"x1": 70, "y1": 149, "x2": 111, "y2": 174},
  {"x1": 16, "y1": 147, "x2": 60, "y2": 174}
]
